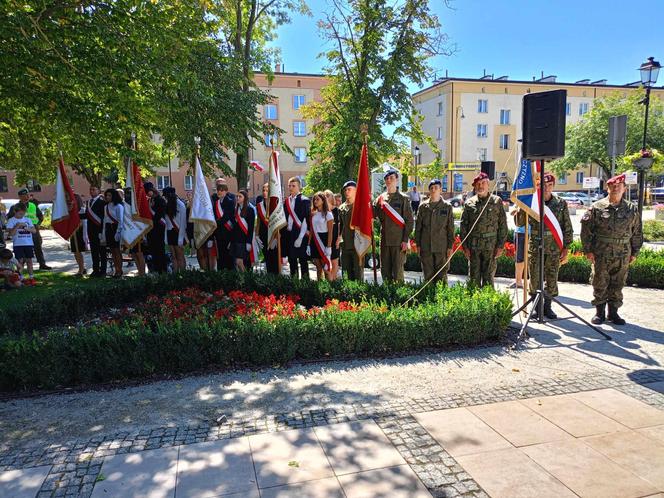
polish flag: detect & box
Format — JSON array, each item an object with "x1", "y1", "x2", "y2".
[{"x1": 51, "y1": 156, "x2": 81, "y2": 240}]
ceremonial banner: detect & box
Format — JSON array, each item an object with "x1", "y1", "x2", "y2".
[
  {"x1": 121, "y1": 202, "x2": 151, "y2": 249},
  {"x1": 122, "y1": 160, "x2": 153, "y2": 249},
  {"x1": 511, "y1": 159, "x2": 563, "y2": 250},
  {"x1": 350, "y1": 143, "x2": 372, "y2": 258},
  {"x1": 190, "y1": 155, "x2": 217, "y2": 247},
  {"x1": 267, "y1": 151, "x2": 287, "y2": 244},
  {"x1": 52, "y1": 156, "x2": 81, "y2": 240}
]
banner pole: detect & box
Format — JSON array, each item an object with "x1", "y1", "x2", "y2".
[
  {"x1": 523, "y1": 215, "x2": 529, "y2": 311},
  {"x1": 360, "y1": 128, "x2": 378, "y2": 284}
]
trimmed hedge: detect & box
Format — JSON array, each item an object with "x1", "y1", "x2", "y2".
[
  {"x1": 0, "y1": 284, "x2": 512, "y2": 391},
  {"x1": 0, "y1": 271, "x2": 434, "y2": 336}
]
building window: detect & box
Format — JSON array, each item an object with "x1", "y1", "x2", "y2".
[
  {"x1": 293, "y1": 95, "x2": 305, "y2": 110},
  {"x1": 184, "y1": 175, "x2": 193, "y2": 191},
  {"x1": 264, "y1": 132, "x2": 278, "y2": 146},
  {"x1": 579, "y1": 103, "x2": 589, "y2": 116},
  {"x1": 294, "y1": 147, "x2": 307, "y2": 163},
  {"x1": 558, "y1": 173, "x2": 567, "y2": 185},
  {"x1": 453, "y1": 173, "x2": 463, "y2": 192},
  {"x1": 476, "y1": 124, "x2": 488, "y2": 138},
  {"x1": 442, "y1": 175, "x2": 448, "y2": 192},
  {"x1": 0, "y1": 175, "x2": 7, "y2": 193},
  {"x1": 576, "y1": 172, "x2": 584, "y2": 184},
  {"x1": 499, "y1": 134, "x2": 510, "y2": 149},
  {"x1": 264, "y1": 104, "x2": 278, "y2": 119},
  {"x1": 437, "y1": 102, "x2": 443, "y2": 116},
  {"x1": 477, "y1": 148, "x2": 487, "y2": 161},
  {"x1": 293, "y1": 121, "x2": 306, "y2": 137},
  {"x1": 437, "y1": 127, "x2": 443, "y2": 140},
  {"x1": 477, "y1": 99, "x2": 488, "y2": 113},
  {"x1": 499, "y1": 109, "x2": 511, "y2": 125},
  {"x1": 566, "y1": 103, "x2": 571, "y2": 116},
  {"x1": 26, "y1": 179, "x2": 41, "y2": 192},
  {"x1": 157, "y1": 175, "x2": 170, "y2": 190}
]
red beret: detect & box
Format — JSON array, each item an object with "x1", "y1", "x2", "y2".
[
  {"x1": 607, "y1": 173, "x2": 626, "y2": 186},
  {"x1": 543, "y1": 173, "x2": 556, "y2": 184},
  {"x1": 472, "y1": 172, "x2": 489, "y2": 186}
]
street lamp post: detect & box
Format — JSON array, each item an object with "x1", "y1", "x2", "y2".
[
  {"x1": 637, "y1": 56, "x2": 661, "y2": 217},
  {"x1": 413, "y1": 146, "x2": 420, "y2": 188}
]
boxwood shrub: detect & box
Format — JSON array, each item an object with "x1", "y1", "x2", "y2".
[{"x1": 0, "y1": 284, "x2": 512, "y2": 391}]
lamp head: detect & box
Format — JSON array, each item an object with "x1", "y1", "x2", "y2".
[{"x1": 639, "y1": 56, "x2": 661, "y2": 87}]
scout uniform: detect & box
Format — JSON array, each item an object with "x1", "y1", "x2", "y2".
[
  {"x1": 338, "y1": 180, "x2": 363, "y2": 281},
  {"x1": 459, "y1": 172, "x2": 508, "y2": 288},
  {"x1": 516, "y1": 173, "x2": 573, "y2": 318},
  {"x1": 414, "y1": 179, "x2": 454, "y2": 284},
  {"x1": 372, "y1": 169, "x2": 414, "y2": 283},
  {"x1": 580, "y1": 173, "x2": 642, "y2": 325}
]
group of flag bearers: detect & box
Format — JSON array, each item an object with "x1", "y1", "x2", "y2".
[{"x1": 49, "y1": 139, "x2": 643, "y2": 324}]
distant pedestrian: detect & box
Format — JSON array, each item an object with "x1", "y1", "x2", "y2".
[{"x1": 410, "y1": 186, "x2": 421, "y2": 214}]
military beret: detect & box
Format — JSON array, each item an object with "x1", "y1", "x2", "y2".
[
  {"x1": 383, "y1": 168, "x2": 399, "y2": 180},
  {"x1": 607, "y1": 173, "x2": 626, "y2": 186},
  {"x1": 342, "y1": 180, "x2": 357, "y2": 190},
  {"x1": 143, "y1": 181, "x2": 154, "y2": 192},
  {"x1": 428, "y1": 179, "x2": 442, "y2": 188},
  {"x1": 17, "y1": 188, "x2": 29, "y2": 195},
  {"x1": 163, "y1": 186, "x2": 176, "y2": 195},
  {"x1": 472, "y1": 172, "x2": 489, "y2": 186},
  {"x1": 543, "y1": 173, "x2": 556, "y2": 184}
]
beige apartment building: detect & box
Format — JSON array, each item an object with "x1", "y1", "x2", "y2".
[
  {"x1": 0, "y1": 68, "x2": 328, "y2": 202},
  {"x1": 411, "y1": 75, "x2": 664, "y2": 198}
]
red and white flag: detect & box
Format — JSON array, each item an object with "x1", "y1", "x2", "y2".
[
  {"x1": 250, "y1": 160, "x2": 265, "y2": 172},
  {"x1": 52, "y1": 156, "x2": 81, "y2": 240},
  {"x1": 533, "y1": 160, "x2": 564, "y2": 250},
  {"x1": 126, "y1": 161, "x2": 153, "y2": 226},
  {"x1": 190, "y1": 155, "x2": 217, "y2": 247},
  {"x1": 350, "y1": 143, "x2": 373, "y2": 258},
  {"x1": 267, "y1": 151, "x2": 287, "y2": 245}
]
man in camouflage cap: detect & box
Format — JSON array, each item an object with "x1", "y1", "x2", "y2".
[
  {"x1": 338, "y1": 180, "x2": 363, "y2": 281},
  {"x1": 581, "y1": 173, "x2": 642, "y2": 325},
  {"x1": 516, "y1": 173, "x2": 573, "y2": 319},
  {"x1": 415, "y1": 179, "x2": 454, "y2": 285},
  {"x1": 373, "y1": 169, "x2": 413, "y2": 282},
  {"x1": 460, "y1": 172, "x2": 508, "y2": 287}
]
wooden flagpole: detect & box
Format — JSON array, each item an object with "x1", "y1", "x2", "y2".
[
  {"x1": 269, "y1": 140, "x2": 282, "y2": 275},
  {"x1": 360, "y1": 126, "x2": 377, "y2": 283}
]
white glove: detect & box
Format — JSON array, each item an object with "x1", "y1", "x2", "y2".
[
  {"x1": 114, "y1": 231, "x2": 121, "y2": 242},
  {"x1": 325, "y1": 247, "x2": 332, "y2": 259},
  {"x1": 256, "y1": 238, "x2": 264, "y2": 250},
  {"x1": 245, "y1": 243, "x2": 252, "y2": 252},
  {"x1": 306, "y1": 246, "x2": 311, "y2": 257},
  {"x1": 269, "y1": 238, "x2": 278, "y2": 250},
  {"x1": 294, "y1": 236, "x2": 303, "y2": 248}
]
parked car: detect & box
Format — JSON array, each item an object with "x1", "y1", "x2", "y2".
[
  {"x1": 652, "y1": 187, "x2": 664, "y2": 203},
  {"x1": 557, "y1": 192, "x2": 591, "y2": 206},
  {"x1": 449, "y1": 194, "x2": 464, "y2": 207}
]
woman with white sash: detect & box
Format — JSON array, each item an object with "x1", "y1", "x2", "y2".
[
  {"x1": 101, "y1": 188, "x2": 124, "y2": 278},
  {"x1": 230, "y1": 190, "x2": 255, "y2": 272},
  {"x1": 163, "y1": 186, "x2": 187, "y2": 272},
  {"x1": 308, "y1": 192, "x2": 333, "y2": 281}
]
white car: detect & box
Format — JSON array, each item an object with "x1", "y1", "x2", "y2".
[{"x1": 557, "y1": 192, "x2": 590, "y2": 206}]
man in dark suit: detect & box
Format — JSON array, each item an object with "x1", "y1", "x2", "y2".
[
  {"x1": 86, "y1": 185, "x2": 107, "y2": 277},
  {"x1": 144, "y1": 182, "x2": 168, "y2": 273},
  {"x1": 211, "y1": 178, "x2": 236, "y2": 271},
  {"x1": 284, "y1": 177, "x2": 310, "y2": 279}
]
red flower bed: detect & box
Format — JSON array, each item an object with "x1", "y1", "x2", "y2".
[
  {"x1": 100, "y1": 287, "x2": 365, "y2": 325},
  {"x1": 451, "y1": 234, "x2": 515, "y2": 257}
]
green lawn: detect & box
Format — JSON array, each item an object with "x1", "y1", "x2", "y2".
[{"x1": 0, "y1": 272, "x2": 101, "y2": 312}]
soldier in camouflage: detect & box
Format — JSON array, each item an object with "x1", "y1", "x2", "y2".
[
  {"x1": 581, "y1": 173, "x2": 642, "y2": 325},
  {"x1": 415, "y1": 179, "x2": 455, "y2": 284},
  {"x1": 373, "y1": 169, "x2": 414, "y2": 283},
  {"x1": 460, "y1": 172, "x2": 508, "y2": 288},
  {"x1": 516, "y1": 173, "x2": 573, "y2": 319},
  {"x1": 338, "y1": 180, "x2": 363, "y2": 281}
]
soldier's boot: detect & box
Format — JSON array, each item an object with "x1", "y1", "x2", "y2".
[
  {"x1": 591, "y1": 304, "x2": 606, "y2": 325},
  {"x1": 543, "y1": 297, "x2": 557, "y2": 319},
  {"x1": 607, "y1": 305, "x2": 626, "y2": 326}
]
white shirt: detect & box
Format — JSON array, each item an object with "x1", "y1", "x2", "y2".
[
  {"x1": 311, "y1": 211, "x2": 333, "y2": 233},
  {"x1": 6, "y1": 217, "x2": 34, "y2": 246}
]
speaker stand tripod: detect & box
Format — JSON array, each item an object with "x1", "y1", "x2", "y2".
[{"x1": 511, "y1": 159, "x2": 611, "y2": 346}]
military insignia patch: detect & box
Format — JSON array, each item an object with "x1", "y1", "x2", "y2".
[{"x1": 582, "y1": 211, "x2": 592, "y2": 221}]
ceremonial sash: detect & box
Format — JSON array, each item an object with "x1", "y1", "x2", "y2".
[
  {"x1": 379, "y1": 195, "x2": 405, "y2": 228},
  {"x1": 311, "y1": 226, "x2": 332, "y2": 271},
  {"x1": 235, "y1": 209, "x2": 249, "y2": 236},
  {"x1": 257, "y1": 201, "x2": 268, "y2": 227},
  {"x1": 285, "y1": 196, "x2": 302, "y2": 230},
  {"x1": 105, "y1": 204, "x2": 119, "y2": 224},
  {"x1": 165, "y1": 214, "x2": 179, "y2": 232},
  {"x1": 150, "y1": 204, "x2": 166, "y2": 227},
  {"x1": 87, "y1": 199, "x2": 102, "y2": 227},
  {"x1": 215, "y1": 199, "x2": 233, "y2": 231}
]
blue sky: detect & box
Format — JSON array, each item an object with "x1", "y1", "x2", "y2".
[{"x1": 274, "y1": 0, "x2": 664, "y2": 90}]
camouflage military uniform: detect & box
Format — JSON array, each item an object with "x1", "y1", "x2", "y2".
[
  {"x1": 580, "y1": 198, "x2": 642, "y2": 309},
  {"x1": 373, "y1": 191, "x2": 414, "y2": 282},
  {"x1": 460, "y1": 194, "x2": 508, "y2": 287},
  {"x1": 415, "y1": 198, "x2": 455, "y2": 284},
  {"x1": 516, "y1": 195, "x2": 573, "y2": 297},
  {"x1": 338, "y1": 201, "x2": 363, "y2": 281}
]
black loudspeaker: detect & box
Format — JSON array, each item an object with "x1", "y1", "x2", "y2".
[
  {"x1": 522, "y1": 89, "x2": 567, "y2": 160},
  {"x1": 480, "y1": 161, "x2": 495, "y2": 180}
]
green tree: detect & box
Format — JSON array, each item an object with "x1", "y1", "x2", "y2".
[
  {"x1": 550, "y1": 90, "x2": 664, "y2": 178},
  {"x1": 302, "y1": 0, "x2": 452, "y2": 193}
]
